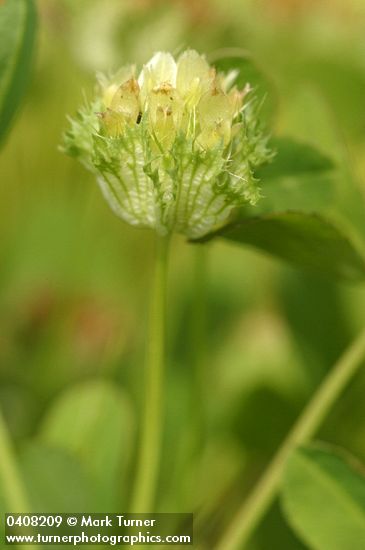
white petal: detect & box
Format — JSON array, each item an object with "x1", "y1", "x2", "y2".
[
  {"x1": 138, "y1": 52, "x2": 177, "y2": 107},
  {"x1": 176, "y1": 50, "x2": 212, "y2": 102},
  {"x1": 139, "y1": 52, "x2": 177, "y2": 88}
]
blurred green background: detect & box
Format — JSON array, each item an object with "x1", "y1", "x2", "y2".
[{"x1": 1, "y1": 0, "x2": 365, "y2": 548}]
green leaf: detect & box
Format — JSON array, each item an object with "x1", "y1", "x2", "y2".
[
  {"x1": 209, "y1": 48, "x2": 277, "y2": 120},
  {"x1": 0, "y1": 0, "x2": 37, "y2": 147},
  {"x1": 281, "y1": 445, "x2": 365, "y2": 550},
  {"x1": 39, "y1": 380, "x2": 134, "y2": 509},
  {"x1": 247, "y1": 138, "x2": 336, "y2": 218},
  {"x1": 194, "y1": 212, "x2": 365, "y2": 282},
  {"x1": 20, "y1": 443, "x2": 97, "y2": 512},
  {"x1": 257, "y1": 137, "x2": 335, "y2": 180},
  {"x1": 239, "y1": 172, "x2": 336, "y2": 220}
]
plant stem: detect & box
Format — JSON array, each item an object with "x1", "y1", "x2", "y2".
[
  {"x1": 192, "y1": 245, "x2": 208, "y2": 441},
  {"x1": 216, "y1": 327, "x2": 365, "y2": 550},
  {"x1": 131, "y1": 234, "x2": 170, "y2": 512},
  {"x1": 0, "y1": 407, "x2": 39, "y2": 550},
  {"x1": 0, "y1": 408, "x2": 29, "y2": 513}
]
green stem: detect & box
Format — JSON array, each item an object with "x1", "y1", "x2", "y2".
[
  {"x1": 192, "y1": 245, "x2": 208, "y2": 436},
  {"x1": 216, "y1": 327, "x2": 365, "y2": 550},
  {"x1": 0, "y1": 407, "x2": 39, "y2": 550},
  {"x1": 0, "y1": 408, "x2": 29, "y2": 513},
  {"x1": 131, "y1": 234, "x2": 170, "y2": 512}
]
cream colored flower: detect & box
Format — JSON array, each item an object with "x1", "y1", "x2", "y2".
[{"x1": 63, "y1": 50, "x2": 272, "y2": 238}]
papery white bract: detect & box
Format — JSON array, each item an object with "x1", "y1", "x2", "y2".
[{"x1": 63, "y1": 50, "x2": 272, "y2": 238}]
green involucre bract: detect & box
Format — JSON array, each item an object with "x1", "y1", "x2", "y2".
[{"x1": 63, "y1": 50, "x2": 272, "y2": 238}]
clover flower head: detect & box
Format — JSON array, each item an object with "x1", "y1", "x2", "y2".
[{"x1": 63, "y1": 50, "x2": 272, "y2": 238}]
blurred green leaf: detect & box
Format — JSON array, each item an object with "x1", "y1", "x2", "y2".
[
  {"x1": 20, "y1": 443, "x2": 96, "y2": 511},
  {"x1": 195, "y1": 212, "x2": 365, "y2": 282},
  {"x1": 278, "y1": 271, "x2": 352, "y2": 383},
  {"x1": 246, "y1": 138, "x2": 336, "y2": 217},
  {"x1": 209, "y1": 48, "x2": 277, "y2": 120},
  {"x1": 0, "y1": 0, "x2": 37, "y2": 147},
  {"x1": 265, "y1": 88, "x2": 365, "y2": 238},
  {"x1": 281, "y1": 445, "x2": 365, "y2": 550},
  {"x1": 257, "y1": 174, "x2": 335, "y2": 215},
  {"x1": 257, "y1": 137, "x2": 335, "y2": 181},
  {"x1": 39, "y1": 380, "x2": 134, "y2": 509}
]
